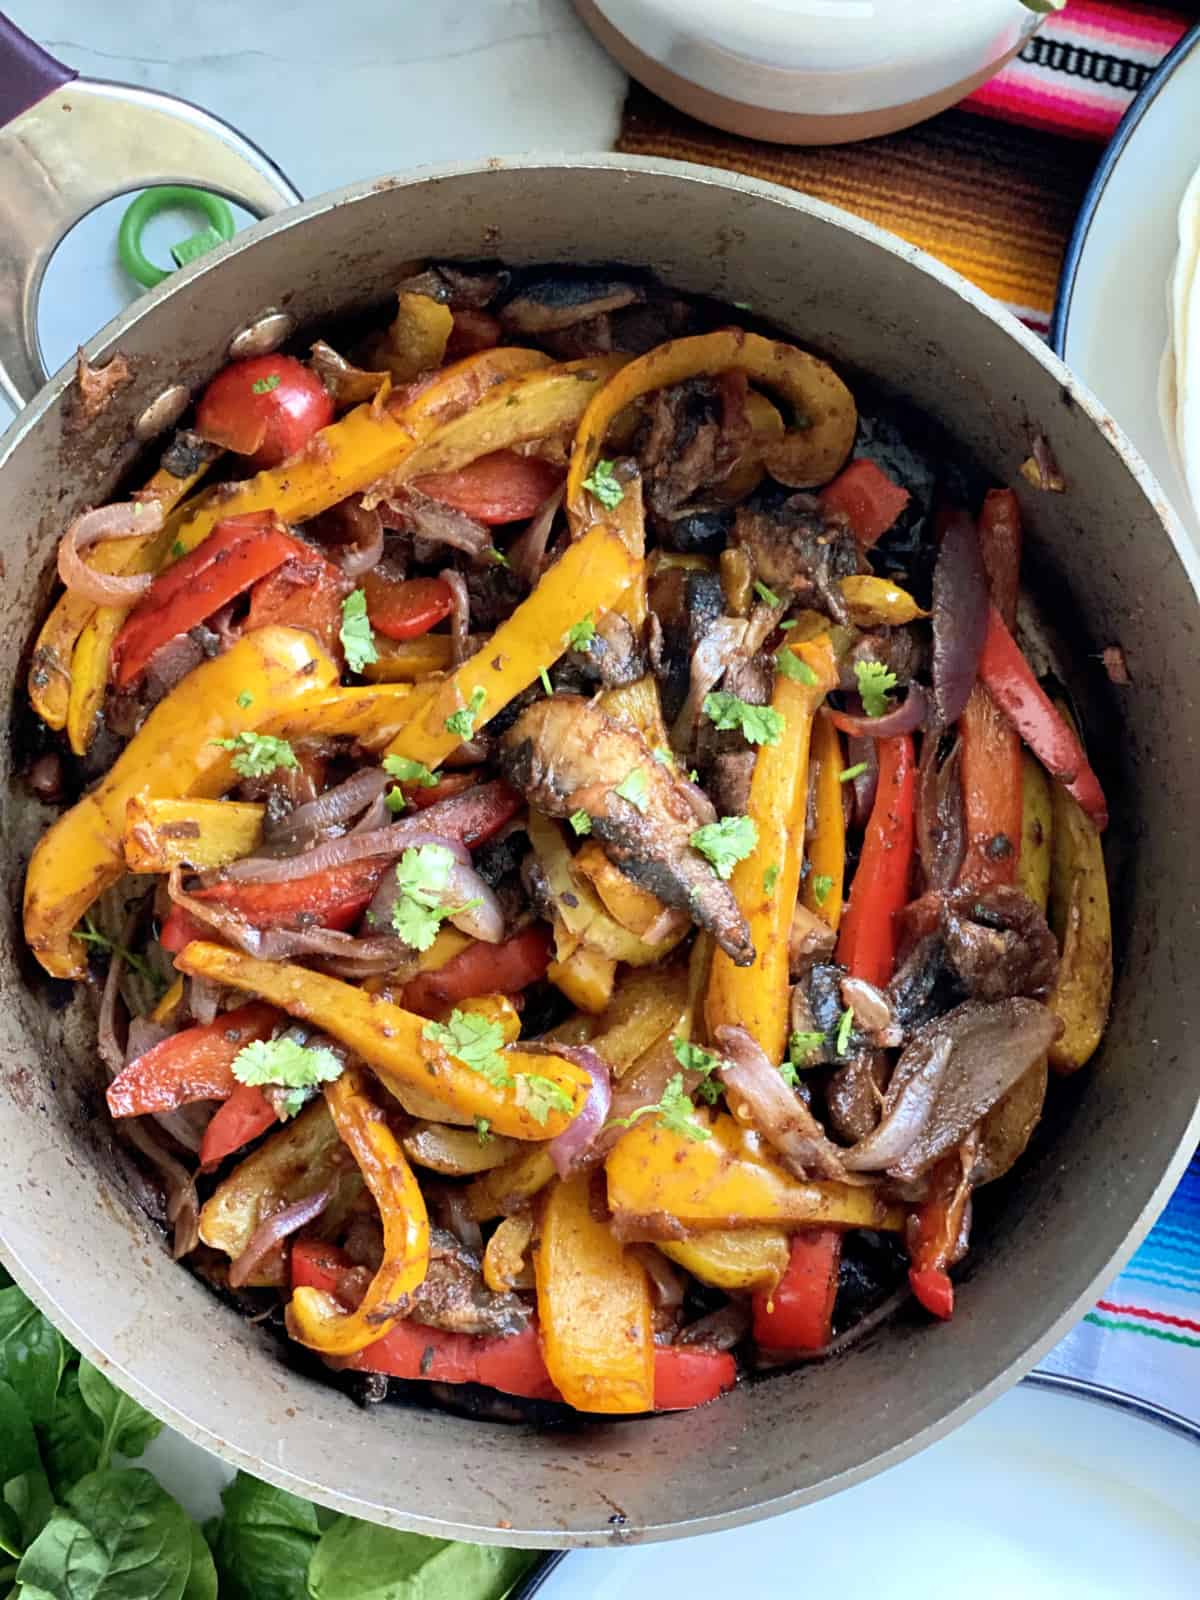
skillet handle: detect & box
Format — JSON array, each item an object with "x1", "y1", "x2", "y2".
[{"x1": 0, "y1": 21, "x2": 300, "y2": 411}]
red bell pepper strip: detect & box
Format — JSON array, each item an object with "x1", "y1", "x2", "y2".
[
  {"x1": 402, "y1": 771, "x2": 478, "y2": 809},
  {"x1": 835, "y1": 734, "x2": 916, "y2": 987},
  {"x1": 159, "y1": 905, "x2": 210, "y2": 955},
  {"x1": 106, "y1": 1002, "x2": 279, "y2": 1118},
  {"x1": 112, "y1": 513, "x2": 310, "y2": 687},
  {"x1": 188, "y1": 858, "x2": 384, "y2": 933},
  {"x1": 652, "y1": 1346, "x2": 738, "y2": 1410},
  {"x1": 751, "y1": 1230, "x2": 842, "y2": 1351},
  {"x1": 198, "y1": 1082, "x2": 278, "y2": 1171},
  {"x1": 977, "y1": 607, "x2": 1108, "y2": 831},
  {"x1": 400, "y1": 925, "x2": 553, "y2": 1017},
  {"x1": 906, "y1": 1145, "x2": 975, "y2": 1321},
  {"x1": 909, "y1": 1268, "x2": 954, "y2": 1320},
  {"x1": 246, "y1": 545, "x2": 349, "y2": 658},
  {"x1": 412, "y1": 450, "x2": 564, "y2": 525},
  {"x1": 362, "y1": 573, "x2": 455, "y2": 641},
  {"x1": 957, "y1": 490, "x2": 1023, "y2": 890},
  {"x1": 818, "y1": 459, "x2": 910, "y2": 547}
]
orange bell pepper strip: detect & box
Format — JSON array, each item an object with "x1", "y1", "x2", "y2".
[
  {"x1": 957, "y1": 489, "x2": 1023, "y2": 890},
  {"x1": 566, "y1": 330, "x2": 857, "y2": 517},
  {"x1": 536, "y1": 1171, "x2": 655, "y2": 1414},
  {"x1": 172, "y1": 942, "x2": 591, "y2": 1140},
  {"x1": 706, "y1": 635, "x2": 838, "y2": 1065},
  {"x1": 801, "y1": 710, "x2": 846, "y2": 930},
  {"x1": 286, "y1": 1066, "x2": 430, "y2": 1357},
  {"x1": 752, "y1": 1230, "x2": 842, "y2": 1350},
  {"x1": 106, "y1": 1002, "x2": 279, "y2": 1118},
  {"x1": 906, "y1": 1135, "x2": 979, "y2": 1321},
  {"x1": 835, "y1": 733, "x2": 917, "y2": 987}
]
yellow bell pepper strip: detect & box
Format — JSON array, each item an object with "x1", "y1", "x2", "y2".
[
  {"x1": 566, "y1": 331, "x2": 857, "y2": 519},
  {"x1": 607, "y1": 1113, "x2": 904, "y2": 1234},
  {"x1": 576, "y1": 963, "x2": 691, "y2": 1078},
  {"x1": 29, "y1": 451, "x2": 216, "y2": 732},
  {"x1": 1047, "y1": 705, "x2": 1112, "y2": 1074},
  {"x1": 706, "y1": 635, "x2": 838, "y2": 1064},
  {"x1": 286, "y1": 1067, "x2": 430, "y2": 1356},
  {"x1": 123, "y1": 796, "x2": 265, "y2": 874},
  {"x1": 199, "y1": 1099, "x2": 363, "y2": 1285},
  {"x1": 801, "y1": 710, "x2": 846, "y2": 931},
  {"x1": 483, "y1": 1213, "x2": 534, "y2": 1294},
  {"x1": 382, "y1": 522, "x2": 642, "y2": 769},
  {"x1": 374, "y1": 291, "x2": 453, "y2": 381},
  {"x1": 259, "y1": 683, "x2": 412, "y2": 751},
  {"x1": 535, "y1": 1170, "x2": 656, "y2": 1414},
  {"x1": 360, "y1": 634, "x2": 454, "y2": 682},
  {"x1": 150, "y1": 976, "x2": 185, "y2": 1026},
  {"x1": 467, "y1": 1147, "x2": 557, "y2": 1222},
  {"x1": 1017, "y1": 753, "x2": 1054, "y2": 913},
  {"x1": 660, "y1": 1228, "x2": 790, "y2": 1292},
  {"x1": 596, "y1": 674, "x2": 671, "y2": 751},
  {"x1": 547, "y1": 942, "x2": 618, "y2": 1014},
  {"x1": 23, "y1": 626, "x2": 338, "y2": 979},
  {"x1": 172, "y1": 942, "x2": 591, "y2": 1140},
  {"x1": 839, "y1": 574, "x2": 928, "y2": 627}
]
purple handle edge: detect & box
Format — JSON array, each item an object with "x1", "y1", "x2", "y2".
[{"x1": 0, "y1": 11, "x2": 76, "y2": 129}]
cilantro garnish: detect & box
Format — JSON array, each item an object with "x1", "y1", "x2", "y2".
[
  {"x1": 582, "y1": 459, "x2": 624, "y2": 510},
  {"x1": 515, "y1": 1073, "x2": 575, "y2": 1126},
  {"x1": 77, "y1": 917, "x2": 164, "y2": 993},
  {"x1": 613, "y1": 767, "x2": 649, "y2": 813},
  {"x1": 811, "y1": 873, "x2": 834, "y2": 907},
  {"x1": 604, "y1": 1073, "x2": 711, "y2": 1143},
  {"x1": 702, "y1": 691, "x2": 784, "y2": 747},
  {"x1": 565, "y1": 613, "x2": 596, "y2": 651},
  {"x1": 385, "y1": 788, "x2": 406, "y2": 813},
  {"x1": 383, "y1": 754, "x2": 437, "y2": 787},
  {"x1": 489, "y1": 546, "x2": 511, "y2": 568},
  {"x1": 753, "y1": 580, "x2": 781, "y2": 607},
  {"x1": 840, "y1": 762, "x2": 868, "y2": 784},
  {"x1": 763, "y1": 863, "x2": 780, "y2": 895},
  {"x1": 776, "y1": 649, "x2": 818, "y2": 686},
  {"x1": 232, "y1": 1036, "x2": 342, "y2": 1094},
  {"x1": 170, "y1": 540, "x2": 187, "y2": 559},
  {"x1": 835, "y1": 1006, "x2": 855, "y2": 1056},
  {"x1": 690, "y1": 814, "x2": 758, "y2": 880},
  {"x1": 250, "y1": 373, "x2": 281, "y2": 394},
  {"x1": 855, "y1": 659, "x2": 898, "y2": 718},
  {"x1": 475, "y1": 1116, "x2": 492, "y2": 1145},
  {"x1": 539, "y1": 667, "x2": 554, "y2": 696},
  {"x1": 788, "y1": 1030, "x2": 826, "y2": 1070},
  {"x1": 652, "y1": 746, "x2": 675, "y2": 768},
  {"x1": 672, "y1": 1038, "x2": 722, "y2": 1076},
  {"x1": 390, "y1": 843, "x2": 476, "y2": 952},
  {"x1": 214, "y1": 731, "x2": 298, "y2": 779},
  {"x1": 423, "y1": 1009, "x2": 511, "y2": 1088},
  {"x1": 340, "y1": 589, "x2": 378, "y2": 674},
  {"x1": 445, "y1": 685, "x2": 487, "y2": 740},
  {"x1": 236, "y1": 690, "x2": 254, "y2": 710},
  {"x1": 568, "y1": 809, "x2": 592, "y2": 836}
]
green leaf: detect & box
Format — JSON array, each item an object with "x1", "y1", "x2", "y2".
[
  {"x1": 854, "y1": 659, "x2": 898, "y2": 718},
  {"x1": 0, "y1": 1379, "x2": 40, "y2": 1493},
  {"x1": 251, "y1": 374, "x2": 281, "y2": 394},
  {"x1": 444, "y1": 686, "x2": 487, "y2": 741},
  {"x1": 76, "y1": 1364, "x2": 161, "y2": 1471},
  {"x1": 567, "y1": 810, "x2": 591, "y2": 837},
  {"x1": 811, "y1": 873, "x2": 833, "y2": 907},
  {"x1": 787, "y1": 1031, "x2": 825, "y2": 1072},
  {"x1": 835, "y1": 1006, "x2": 855, "y2": 1056},
  {"x1": 5, "y1": 1469, "x2": 55, "y2": 1551},
  {"x1": 422, "y1": 1012, "x2": 510, "y2": 1090},
  {"x1": 389, "y1": 845, "x2": 462, "y2": 953},
  {"x1": 235, "y1": 691, "x2": 253, "y2": 710},
  {"x1": 513, "y1": 1075, "x2": 573, "y2": 1127},
  {"x1": 839, "y1": 762, "x2": 867, "y2": 784},
  {"x1": 18, "y1": 1469, "x2": 192, "y2": 1600},
  {"x1": 605, "y1": 1073, "x2": 710, "y2": 1144},
  {"x1": 231, "y1": 1038, "x2": 342, "y2": 1095},
  {"x1": 564, "y1": 613, "x2": 595, "y2": 652},
  {"x1": 16, "y1": 1511, "x2": 110, "y2": 1599},
  {"x1": 753, "y1": 580, "x2": 781, "y2": 608},
  {"x1": 581, "y1": 459, "x2": 624, "y2": 511},
  {"x1": 180, "y1": 1525, "x2": 216, "y2": 1600},
  {"x1": 210, "y1": 1473, "x2": 319, "y2": 1600},
  {"x1": 689, "y1": 815, "x2": 757, "y2": 881},
  {"x1": 775, "y1": 649, "x2": 817, "y2": 686},
  {"x1": 0, "y1": 1289, "x2": 65, "y2": 1428},
  {"x1": 339, "y1": 590, "x2": 378, "y2": 675},
  {"x1": 612, "y1": 768, "x2": 648, "y2": 813},
  {"x1": 670, "y1": 1038, "x2": 721, "y2": 1076},
  {"x1": 763, "y1": 863, "x2": 780, "y2": 895},
  {"x1": 382, "y1": 756, "x2": 436, "y2": 788},
  {"x1": 37, "y1": 1369, "x2": 101, "y2": 1500},
  {"x1": 701, "y1": 692, "x2": 783, "y2": 747},
  {"x1": 307, "y1": 1515, "x2": 538, "y2": 1600},
  {"x1": 212, "y1": 733, "x2": 297, "y2": 780}
]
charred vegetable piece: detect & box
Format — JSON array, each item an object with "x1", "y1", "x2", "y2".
[
  {"x1": 123, "y1": 796, "x2": 265, "y2": 873},
  {"x1": 24, "y1": 626, "x2": 338, "y2": 979}
]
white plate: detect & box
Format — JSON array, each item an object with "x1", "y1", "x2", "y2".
[
  {"x1": 1052, "y1": 23, "x2": 1200, "y2": 559},
  {"x1": 526, "y1": 1380, "x2": 1200, "y2": 1597}
]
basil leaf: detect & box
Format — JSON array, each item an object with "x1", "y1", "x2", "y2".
[
  {"x1": 77, "y1": 1363, "x2": 161, "y2": 1469},
  {"x1": 307, "y1": 1516, "x2": 539, "y2": 1600},
  {"x1": 181, "y1": 1524, "x2": 217, "y2": 1600},
  {"x1": 65, "y1": 1468, "x2": 191, "y2": 1599},
  {"x1": 0, "y1": 1288, "x2": 65, "y2": 1427},
  {"x1": 0, "y1": 1377, "x2": 40, "y2": 1490},
  {"x1": 210, "y1": 1472, "x2": 319, "y2": 1600},
  {"x1": 38, "y1": 1368, "x2": 102, "y2": 1499}
]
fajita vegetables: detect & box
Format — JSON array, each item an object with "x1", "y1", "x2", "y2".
[{"x1": 22, "y1": 262, "x2": 1112, "y2": 1417}]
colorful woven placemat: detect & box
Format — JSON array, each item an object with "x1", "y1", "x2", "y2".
[{"x1": 616, "y1": 1, "x2": 1198, "y2": 334}]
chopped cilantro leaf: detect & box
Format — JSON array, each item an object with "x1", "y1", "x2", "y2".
[
  {"x1": 279, "y1": 1087, "x2": 309, "y2": 1118},
  {"x1": 445, "y1": 685, "x2": 487, "y2": 740},
  {"x1": 613, "y1": 767, "x2": 649, "y2": 813},
  {"x1": 214, "y1": 731, "x2": 297, "y2": 778},
  {"x1": 232, "y1": 1036, "x2": 343, "y2": 1092},
  {"x1": 812, "y1": 873, "x2": 834, "y2": 907},
  {"x1": 385, "y1": 787, "x2": 406, "y2": 813},
  {"x1": 779, "y1": 1062, "x2": 799, "y2": 1088},
  {"x1": 565, "y1": 613, "x2": 596, "y2": 651},
  {"x1": 383, "y1": 754, "x2": 437, "y2": 787},
  {"x1": 779, "y1": 619, "x2": 798, "y2": 631},
  {"x1": 652, "y1": 746, "x2": 675, "y2": 768},
  {"x1": 251, "y1": 373, "x2": 281, "y2": 394},
  {"x1": 423, "y1": 1009, "x2": 511, "y2": 1088},
  {"x1": 835, "y1": 1006, "x2": 855, "y2": 1055},
  {"x1": 539, "y1": 667, "x2": 554, "y2": 696},
  {"x1": 170, "y1": 540, "x2": 187, "y2": 559},
  {"x1": 515, "y1": 1073, "x2": 575, "y2": 1126},
  {"x1": 340, "y1": 588, "x2": 378, "y2": 674},
  {"x1": 702, "y1": 691, "x2": 784, "y2": 747},
  {"x1": 753, "y1": 579, "x2": 781, "y2": 607},
  {"x1": 389, "y1": 843, "x2": 462, "y2": 952},
  {"x1": 236, "y1": 690, "x2": 254, "y2": 710},
  {"x1": 568, "y1": 809, "x2": 592, "y2": 836},
  {"x1": 690, "y1": 814, "x2": 758, "y2": 880},
  {"x1": 776, "y1": 649, "x2": 818, "y2": 686},
  {"x1": 672, "y1": 1038, "x2": 722, "y2": 1076},
  {"x1": 855, "y1": 659, "x2": 899, "y2": 718},
  {"x1": 489, "y1": 545, "x2": 511, "y2": 568},
  {"x1": 604, "y1": 1073, "x2": 711, "y2": 1143},
  {"x1": 788, "y1": 1030, "x2": 826, "y2": 1069},
  {"x1": 763, "y1": 863, "x2": 780, "y2": 895},
  {"x1": 582, "y1": 459, "x2": 624, "y2": 510},
  {"x1": 839, "y1": 762, "x2": 868, "y2": 784},
  {"x1": 475, "y1": 1116, "x2": 492, "y2": 1145}
]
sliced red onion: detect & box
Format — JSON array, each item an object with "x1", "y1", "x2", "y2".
[
  {"x1": 671, "y1": 617, "x2": 749, "y2": 753},
  {"x1": 228, "y1": 1187, "x2": 332, "y2": 1289},
  {"x1": 509, "y1": 483, "x2": 564, "y2": 584},
  {"x1": 186, "y1": 975, "x2": 221, "y2": 1026},
  {"x1": 677, "y1": 1300, "x2": 751, "y2": 1352},
  {"x1": 635, "y1": 1246, "x2": 687, "y2": 1311},
  {"x1": 119, "y1": 1117, "x2": 200, "y2": 1259},
  {"x1": 125, "y1": 1016, "x2": 171, "y2": 1063},
  {"x1": 440, "y1": 567, "x2": 472, "y2": 667},
  {"x1": 364, "y1": 841, "x2": 502, "y2": 946},
  {"x1": 841, "y1": 1036, "x2": 952, "y2": 1171},
  {"x1": 263, "y1": 767, "x2": 390, "y2": 854},
  {"x1": 56, "y1": 500, "x2": 164, "y2": 605},
  {"x1": 714, "y1": 1024, "x2": 847, "y2": 1182},
  {"x1": 351, "y1": 791, "x2": 390, "y2": 835},
  {"x1": 931, "y1": 508, "x2": 988, "y2": 728},
  {"x1": 337, "y1": 502, "x2": 385, "y2": 579},
  {"x1": 207, "y1": 602, "x2": 241, "y2": 653},
  {"x1": 97, "y1": 930, "x2": 128, "y2": 1079},
  {"x1": 542, "y1": 1045, "x2": 612, "y2": 1177},
  {"x1": 371, "y1": 487, "x2": 492, "y2": 560},
  {"x1": 828, "y1": 683, "x2": 927, "y2": 740},
  {"x1": 915, "y1": 734, "x2": 965, "y2": 894},
  {"x1": 845, "y1": 734, "x2": 878, "y2": 831}
]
